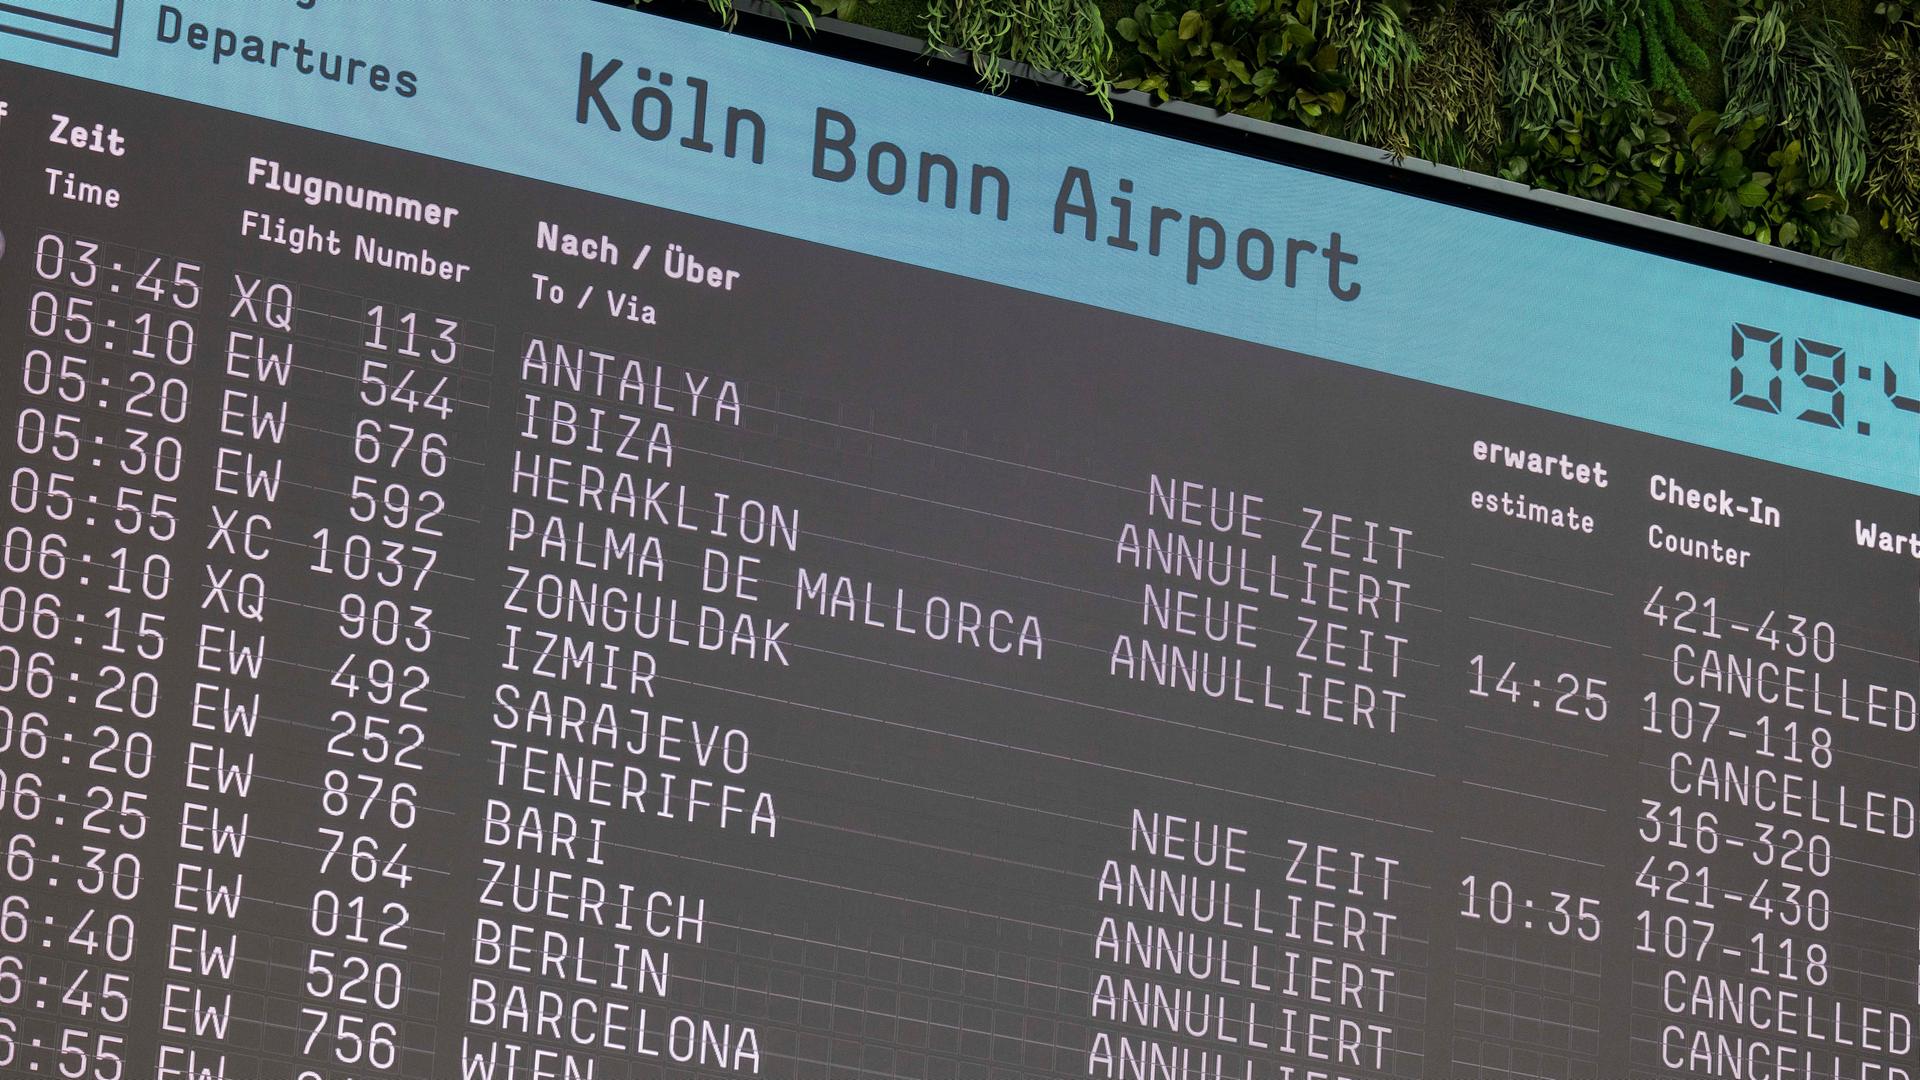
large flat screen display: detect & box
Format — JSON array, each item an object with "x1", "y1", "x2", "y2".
[{"x1": 0, "y1": 3, "x2": 1915, "y2": 1079}]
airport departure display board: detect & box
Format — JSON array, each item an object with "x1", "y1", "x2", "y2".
[{"x1": 0, "y1": 2, "x2": 1916, "y2": 1079}]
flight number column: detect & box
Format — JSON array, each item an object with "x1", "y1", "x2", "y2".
[
  {"x1": 262, "y1": 279, "x2": 492, "y2": 1079},
  {"x1": 5, "y1": 230, "x2": 203, "y2": 1080},
  {"x1": 138, "y1": 266, "x2": 300, "y2": 1080}
]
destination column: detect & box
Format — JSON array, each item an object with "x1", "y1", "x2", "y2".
[{"x1": 458, "y1": 319, "x2": 782, "y2": 1078}]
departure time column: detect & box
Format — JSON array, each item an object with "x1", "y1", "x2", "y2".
[{"x1": 6, "y1": 225, "x2": 203, "y2": 1075}]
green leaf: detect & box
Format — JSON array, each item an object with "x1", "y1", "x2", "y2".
[
  {"x1": 1736, "y1": 180, "x2": 1768, "y2": 206},
  {"x1": 1179, "y1": 10, "x2": 1205, "y2": 39},
  {"x1": 1117, "y1": 17, "x2": 1139, "y2": 41}
]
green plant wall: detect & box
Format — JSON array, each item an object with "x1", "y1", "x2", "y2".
[{"x1": 666, "y1": 0, "x2": 1920, "y2": 282}]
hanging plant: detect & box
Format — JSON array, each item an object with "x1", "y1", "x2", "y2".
[
  {"x1": 1112, "y1": 0, "x2": 1349, "y2": 129},
  {"x1": 1856, "y1": 36, "x2": 1920, "y2": 252},
  {"x1": 923, "y1": 0, "x2": 1116, "y2": 106},
  {"x1": 1610, "y1": 0, "x2": 1713, "y2": 107},
  {"x1": 1720, "y1": 0, "x2": 1866, "y2": 194},
  {"x1": 1334, "y1": 2, "x2": 1499, "y2": 166},
  {"x1": 1493, "y1": 0, "x2": 1648, "y2": 138}
]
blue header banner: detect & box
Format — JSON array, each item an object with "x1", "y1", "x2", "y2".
[{"x1": 5, "y1": 0, "x2": 1917, "y2": 492}]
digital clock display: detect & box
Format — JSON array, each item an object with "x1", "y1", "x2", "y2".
[
  {"x1": 1729, "y1": 321, "x2": 1920, "y2": 435},
  {"x1": 0, "y1": 3, "x2": 1915, "y2": 1080}
]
